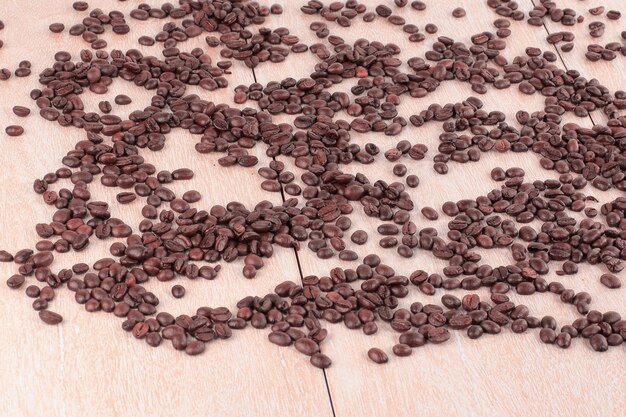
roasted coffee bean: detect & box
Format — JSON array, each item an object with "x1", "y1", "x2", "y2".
[
  {"x1": 39, "y1": 310, "x2": 63, "y2": 325},
  {"x1": 539, "y1": 328, "x2": 556, "y2": 344},
  {"x1": 600, "y1": 273, "x2": 621, "y2": 289},
  {"x1": 421, "y1": 207, "x2": 438, "y2": 220},
  {"x1": 295, "y1": 338, "x2": 319, "y2": 356},
  {"x1": 171, "y1": 285, "x2": 185, "y2": 298},
  {"x1": 49, "y1": 23, "x2": 65, "y2": 33},
  {"x1": 406, "y1": 175, "x2": 419, "y2": 188},
  {"x1": 6, "y1": 125, "x2": 24, "y2": 136},
  {"x1": 12, "y1": 106, "x2": 30, "y2": 117},
  {"x1": 310, "y1": 353, "x2": 331, "y2": 369},
  {"x1": 452, "y1": 7, "x2": 466, "y2": 18},
  {"x1": 589, "y1": 334, "x2": 608, "y2": 352},
  {"x1": 351, "y1": 230, "x2": 368, "y2": 245},
  {"x1": 73, "y1": 1, "x2": 89, "y2": 11},
  {"x1": 7, "y1": 274, "x2": 25, "y2": 289},
  {"x1": 185, "y1": 341, "x2": 206, "y2": 355},
  {"x1": 367, "y1": 347, "x2": 388, "y2": 364}
]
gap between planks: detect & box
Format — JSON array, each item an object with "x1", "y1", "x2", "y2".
[
  {"x1": 530, "y1": 0, "x2": 597, "y2": 126},
  {"x1": 249, "y1": 62, "x2": 338, "y2": 417}
]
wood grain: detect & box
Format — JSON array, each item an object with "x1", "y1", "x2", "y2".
[{"x1": 0, "y1": 1, "x2": 624, "y2": 417}]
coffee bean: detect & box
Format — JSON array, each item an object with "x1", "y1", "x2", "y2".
[
  {"x1": 39, "y1": 310, "x2": 63, "y2": 325},
  {"x1": 467, "y1": 325, "x2": 483, "y2": 339},
  {"x1": 539, "y1": 328, "x2": 556, "y2": 344},
  {"x1": 310, "y1": 353, "x2": 332, "y2": 369},
  {"x1": 49, "y1": 23, "x2": 65, "y2": 33},
  {"x1": 589, "y1": 334, "x2": 608, "y2": 352},
  {"x1": 367, "y1": 347, "x2": 388, "y2": 364},
  {"x1": 0, "y1": 250, "x2": 13, "y2": 262},
  {"x1": 425, "y1": 23, "x2": 438, "y2": 34},
  {"x1": 171, "y1": 285, "x2": 185, "y2": 298},
  {"x1": 72, "y1": 1, "x2": 88, "y2": 11},
  {"x1": 406, "y1": 175, "x2": 419, "y2": 188},
  {"x1": 421, "y1": 207, "x2": 439, "y2": 220},
  {"x1": 6, "y1": 125, "x2": 24, "y2": 136},
  {"x1": 606, "y1": 10, "x2": 621, "y2": 20},
  {"x1": 115, "y1": 94, "x2": 132, "y2": 105},
  {"x1": 452, "y1": 8, "x2": 466, "y2": 18},
  {"x1": 7, "y1": 274, "x2": 25, "y2": 289},
  {"x1": 13, "y1": 106, "x2": 30, "y2": 117},
  {"x1": 185, "y1": 340, "x2": 206, "y2": 355},
  {"x1": 295, "y1": 338, "x2": 319, "y2": 356},
  {"x1": 392, "y1": 343, "x2": 412, "y2": 357},
  {"x1": 600, "y1": 273, "x2": 621, "y2": 289},
  {"x1": 351, "y1": 230, "x2": 368, "y2": 245}
]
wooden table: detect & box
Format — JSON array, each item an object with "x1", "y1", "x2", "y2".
[{"x1": 0, "y1": 1, "x2": 624, "y2": 416}]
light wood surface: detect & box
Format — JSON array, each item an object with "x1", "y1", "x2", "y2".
[{"x1": 0, "y1": 1, "x2": 624, "y2": 417}]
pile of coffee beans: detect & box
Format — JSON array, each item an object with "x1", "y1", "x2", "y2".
[{"x1": 2, "y1": 0, "x2": 625, "y2": 367}]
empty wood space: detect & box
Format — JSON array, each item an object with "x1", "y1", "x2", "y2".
[{"x1": 0, "y1": 1, "x2": 623, "y2": 417}]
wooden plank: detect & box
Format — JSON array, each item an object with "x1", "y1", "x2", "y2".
[
  {"x1": 0, "y1": 1, "x2": 333, "y2": 417},
  {"x1": 252, "y1": 1, "x2": 625, "y2": 416}
]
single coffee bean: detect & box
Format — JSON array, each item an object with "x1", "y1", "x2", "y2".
[
  {"x1": 49, "y1": 23, "x2": 65, "y2": 33},
  {"x1": 452, "y1": 7, "x2": 466, "y2": 18},
  {"x1": 7, "y1": 274, "x2": 25, "y2": 289},
  {"x1": 539, "y1": 328, "x2": 556, "y2": 344},
  {"x1": 185, "y1": 340, "x2": 206, "y2": 355},
  {"x1": 406, "y1": 175, "x2": 419, "y2": 188},
  {"x1": 39, "y1": 310, "x2": 63, "y2": 325},
  {"x1": 171, "y1": 284, "x2": 185, "y2": 298},
  {"x1": 600, "y1": 273, "x2": 621, "y2": 289},
  {"x1": 421, "y1": 207, "x2": 439, "y2": 220},
  {"x1": 367, "y1": 347, "x2": 388, "y2": 364},
  {"x1": 589, "y1": 334, "x2": 608, "y2": 352},
  {"x1": 0, "y1": 250, "x2": 13, "y2": 262},
  {"x1": 392, "y1": 343, "x2": 412, "y2": 357},
  {"x1": 351, "y1": 230, "x2": 368, "y2": 245},
  {"x1": 12, "y1": 106, "x2": 30, "y2": 117},
  {"x1": 73, "y1": 1, "x2": 89, "y2": 11},
  {"x1": 114, "y1": 94, "x2": 132, "y2": 105},
  {"x1": 310, "y1": 353, "x2": 332, "y2": 369},
  {"x1": 6, "y1": 125, "x2": 24, "y2": 136}
]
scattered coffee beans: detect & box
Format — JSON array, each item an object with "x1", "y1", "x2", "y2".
[{"x1": 0, "y1": 0, "x2": 624, "y2": 371}]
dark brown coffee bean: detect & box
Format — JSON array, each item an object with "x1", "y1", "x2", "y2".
[
  {"x1": 269, "y1": 331, "x2": 292, "y2": 347},
  {"x1": 49, "y1": 23, "x2": 65, "y2": 33},
  {"x1": 367, "y1": 347, "x2": 388, "y2": 364},
  {"x1": 115, "y1": 94, "x2": 132, "y2": 105},
  {"x1": 73, "y1": 1, "x2": 89, "y2": 11},
  {"x1": 467, "y1": 325, "x2": 483, "y2": 339},
  {"x1": 600, "y1": 273, "x2": 621, "y2": 289},
  {"x1": 310, "y1": 353, "x2": 332, "y2": 369},
  {"x1": 39, "y1": 310, "x2": 63, "y2": 325},
  {"x1": 7, "y1": 274, "x2": 25, "y2": 289},
  {"x1": 425, "y1": 23, "x2": 437, "y2": 34},
  {"x1": 171, "y1": 285, "x2": 185, "y2": 298},
  {"x1": 351, "y1": 230, "x2": 368, "y2": 245},
  {"x1": 0, "y1": 250, "x2": 13, "y2": 262},
  {"x1": 12, "y1": 106, "x2": 30, "y2": 117},
  {"x1": 539, "y1": 328, "x2": 556, "y2": 344},
  {"x1": 452, "y1": 7, "x2": 466, "y2": 18},
  {"x1": 295, "y1": 338, "x2": 319, "y2": 356},
  {"x1": 555, "y1": 332, "x2": 571, "y2": 349},
  {"x1": 406, "y1": 175, "x2": 419, "y2": 188},
  {"x1": 392, "y1": 343, "x2": 412, "y2": 357},
  {"x1": 185, "y1": 340, "x2": 206, "y2": 355},
  {"x1": 606, "y1": 10, "x2": 621, "y2": 20},
  {"x1": 421, "y1": 207, "x2": 438, "y2": 220},
  {"x1": 589, "y1": 334, "x2": 608, "y2": 352},
  {"x1": 6, "y1": 125, "x2": 24, "y2": 136}
]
